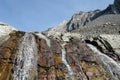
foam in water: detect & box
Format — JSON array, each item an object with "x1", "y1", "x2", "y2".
[
  {"x1": 61, "y1": 42, "x2": 74, "y2": 80},
  {"x1": 87, "y1": 44, "x2": 120, "y2": 80},
  {"x1": 13, "y1": 33, "x2": 38, "y2": 80}
]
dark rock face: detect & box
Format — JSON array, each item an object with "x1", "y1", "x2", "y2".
[
  {"x1": 91, "y1": 0, "x2": 120, "y2": 20},
  {"x1": 114, "y1": 0, "x2": 120, "y2": 13}
]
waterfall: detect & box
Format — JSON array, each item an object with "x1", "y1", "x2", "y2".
[
  {"x1": 61, "y1": 42, "x2": 74, "y2": 80},
  {"x1": 87, "y1": 44, "x2": 120, "y2": 80},
  {"x1": 13, "y1": 33, "x2": 38, "y2": 80}
]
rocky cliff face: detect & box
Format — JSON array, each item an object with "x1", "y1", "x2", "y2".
[
  {"x1": 114, "y1": 0, "x2": 120, "y2": 13},
  {"x1": 0, "y1": 29, "x2": 120, "y2": 80},
  {"x1": 66, "y1": 10, "x2": 100, "y2": 31},
  {"x1": 0, "y1": 0, "x2": 120, "y2": 80}
]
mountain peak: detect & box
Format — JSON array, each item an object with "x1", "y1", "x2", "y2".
[{"x1": 114, "y1": 0, "x2": 120, "y2": 13}]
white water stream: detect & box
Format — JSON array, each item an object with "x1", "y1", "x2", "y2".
[
  {"x1": 61, "y1": 42, "x2": 74, "y2": 80},
  {"x1": 87, "y1": 44, "x2": 120, "y2": 80},
  {"x1": 13, "y1": 33, "x2": 38, "y2": 80}
]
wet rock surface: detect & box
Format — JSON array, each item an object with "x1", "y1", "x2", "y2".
[
  {"x1": 0, "y1": 31, "x2": 119, "y2": 80},
  {"x1": 85, "y1": 34, "x2": 120, "y2": 62},
  {"x1": 0, "y1": 31, "x2": 24, "y2": 80}
]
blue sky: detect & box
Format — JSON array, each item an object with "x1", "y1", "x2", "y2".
[{"x1": 0, "y1": 0, "x2": 114, "y2": 32}]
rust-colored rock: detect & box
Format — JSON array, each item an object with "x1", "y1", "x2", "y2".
[{"x1": 0, "y1": 31, "x2": 24, "y2": 80}]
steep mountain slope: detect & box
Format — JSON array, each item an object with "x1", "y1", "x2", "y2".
[
  {"x1": 45, "y1": 0, "x2": 120, "y2": 35},
  {"x1": 44, "y1": 20, "x2": 67, "y2": 37}
]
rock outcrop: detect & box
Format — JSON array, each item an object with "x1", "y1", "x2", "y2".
[
  {"x1": 114, "y1": 0, "x2": 120, "y2": 13},
  {"x1": 85, "y1": 34, "x2": 120, "y2": 61},
  {"x1": 66, "y1": 10, "x2": 100, "y2": 31},
  {"x1": 0, "y1": 22, "x2": 17, "y2": 37},
  {"x1": 44, "y1": 20, "x2": 68, "y2": 37}
]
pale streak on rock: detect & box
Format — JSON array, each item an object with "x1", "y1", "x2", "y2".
[
  {"x1": 61, "y1": 42, "x2": 74, "y2": 80},
  {"x1": 13, "y1": 33, "x2": 38, "y2": 80},
  {"x1": 87, "y1": 44, "x2": 120, "y2": 80}
]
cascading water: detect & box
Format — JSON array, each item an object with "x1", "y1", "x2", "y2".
[
  {"x1": 13, "y1": 33, "x2": 38, "y2": 80},
  {"x1": 61, "y1": 42, "x2": 74, "y2": 80},
  {"x1": 87, "y1": 44, "x2": 120, "y2": 80}
]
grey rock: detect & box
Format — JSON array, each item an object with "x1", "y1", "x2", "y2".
[
  {"x1": 66, "y1": 10, "x2": 100, "y2": 31},
  {"x1": 44, "y1": 20, "x2": 67, "y2": 37},
  {"x1": 66, "y1": 0, "x2": 120, "y2": 32}
]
